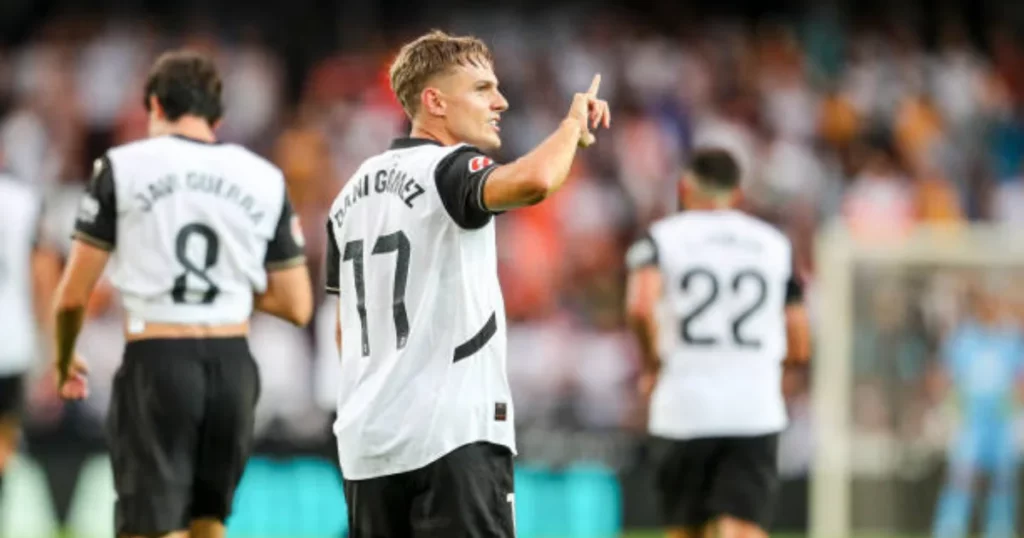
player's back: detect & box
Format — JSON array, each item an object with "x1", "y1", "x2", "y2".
[
  {"x1": 0, "y1": 173, "x2": 41, "y2": 373},
  {"x1": 944, "y1": 320, "x2": 1024, "y2": 420},
  {"x1": 327, "y1": 140, "x2": 511, "y2": 479},
  {"x1": 91, "y1": 135, "x2": 292, "y2": 326},
  {"x1": 647, "y1": 209, "x2": 793, "y2": 439}
]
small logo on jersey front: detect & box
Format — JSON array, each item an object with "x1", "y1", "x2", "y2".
[
  {"x1": 494, "y1": 402, "x2": 507, "y2": 422},
  {"x1": 290, "y1": 215, "x2": 305, "y2": 248},
  {"x1": 77, "y1": 195, "x2": 100, "y2": 224},
  {"x1": 468, "y1": 156, "x2": 494, "y2": 173}
]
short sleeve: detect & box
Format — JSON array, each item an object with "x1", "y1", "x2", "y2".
[
  {"x1": 785, "y1": 249, "x2": 804, "y2": 304},
  {"x1": 72, "y1": 156, "x2": 117, "y2": 251},
  {"x1": 265, "y1": 195, "x2": 306, "y2": 270},
  {"x1": 785, "y1": 277, "x2": 804, "y2": 304},
  {"x1": 325, "y1": 222, "x2": 340, "y2": 296},
  {"x1": 434, "y1": 146, "x2": 499, "y2": 230},
  {"x1": 626, "y1": 233, "x2": 659, "y2": 270}
]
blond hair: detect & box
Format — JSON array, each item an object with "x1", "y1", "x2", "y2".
[{"x1": 389, "y1": 30, "x2": 493, "y2": 119}]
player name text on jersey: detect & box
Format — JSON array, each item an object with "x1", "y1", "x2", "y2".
[
  {"x1": 134, "y1": 171, "x2": 267, "y2": 224},
  {"x1": 331, "y1": 167, "x2": 426, "y2": 227}
]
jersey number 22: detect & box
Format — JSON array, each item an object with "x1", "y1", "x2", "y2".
[{"x1": 680, "y1": 267, "x2": 768, "y2": 348}]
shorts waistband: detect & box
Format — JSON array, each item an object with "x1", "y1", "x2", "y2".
[{"x1": 124, "y1": 337, "x2": 250, "y2": 358}]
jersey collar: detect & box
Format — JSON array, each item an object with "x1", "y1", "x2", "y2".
[
  {"x1": 389, "y1": 137, "x2": 443, "y2": 150},
  {"x1": 169, "y1": 134, "x2": 221, "y2": 145}
]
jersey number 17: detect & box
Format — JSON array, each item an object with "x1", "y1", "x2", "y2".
[{"x1": 343, "y1": 230, "x2": 411, "y2": 356}]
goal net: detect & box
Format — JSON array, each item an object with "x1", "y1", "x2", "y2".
[{"x1": 811, "y1": 222, "x2": 1024, "y2": 538}]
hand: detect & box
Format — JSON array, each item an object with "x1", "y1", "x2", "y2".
[
  {"x1": 566, "y1": 74, "x2": 611, "y2": 148},
  {"x1": 29, "y1": 371, "x2": 65, "y2": 423},
  {"x1": 56, "y1": 354, "x2": 90, "y2": 400}
]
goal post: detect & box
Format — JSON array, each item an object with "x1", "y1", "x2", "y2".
[{"x1": 810, "y1": 221, "x2": 1024, "y2": 538}]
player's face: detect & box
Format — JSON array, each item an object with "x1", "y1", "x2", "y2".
[{"x1": 439, "y1": 62, "x2": 508, "y2": 151}]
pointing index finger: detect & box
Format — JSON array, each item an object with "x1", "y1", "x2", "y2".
[{"x1": 587, "y1": 74, "x2": 601, "y2": 96}]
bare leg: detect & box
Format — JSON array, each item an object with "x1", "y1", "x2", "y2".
[
  {"x1": 120, "y1": 531, "x2": 189, "y2": 538},
  {"x1": 190, "y1": 518, "x2": 226, "y2": 538},
  {"x1": 0, "y1": 416, "x2": 20, "y2": 472},
  {"x1": 703, "y1": 516, "x2": 768, "y2": 538}
]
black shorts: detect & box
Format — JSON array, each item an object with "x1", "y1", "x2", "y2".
[
  {"x1": 344, "y1": 441, "x2": 516, "y2": 538},
  {"x1": 0, "y1": 374, "x2": 24, "y2": 419},
  {"x1": 106, "y1": 337, "x2": 260, "y2": 536},
  {"x1": 651, "y1": 433, "x2": 779, "y2": 529}
]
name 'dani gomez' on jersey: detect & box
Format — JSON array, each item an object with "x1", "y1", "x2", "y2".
[
  {"x1": 132, "y1": 171, "x2": 270, "y2": 224},
  {"x1": 331, "y1": 167, "x2": 427, "y2": 226}
]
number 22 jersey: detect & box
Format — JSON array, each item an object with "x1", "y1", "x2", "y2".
[
  {"x1": 627, "y1": 209, "x2": 802, "y2": 439},
  {"x1": 72, "y1": 135, "x2": 306, "y2": 328},
  {"x1": 325, "y1": 137, "x2": 513, "y2": 480}
]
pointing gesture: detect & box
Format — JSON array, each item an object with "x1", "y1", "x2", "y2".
[{"x1": 567, "y1": 73, "x2": 611, "y2": 148}]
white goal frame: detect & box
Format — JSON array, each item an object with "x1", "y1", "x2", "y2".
[{"x1": 810, "y1": 221, "x2": 1024, "y2": 538}]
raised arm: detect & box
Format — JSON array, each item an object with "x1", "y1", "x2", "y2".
[{"x1": 481, "y1": 74, "x2": 610, "y2": 211}]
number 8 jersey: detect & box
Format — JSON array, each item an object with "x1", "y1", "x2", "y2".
[
  {"x1": 72, "y1": 135, "x2": 305, "y2": 327},
  {"x1": 325, "y1": 137, "x2": 513, "y2": 481},
  {"x1": 627, "y1": 209, "x2": 801, "y2": 439}
]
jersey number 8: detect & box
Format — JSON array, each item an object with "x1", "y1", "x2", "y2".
[
  {"x1": 171, "y1": 223, "x2": 220, "y2": 304},
  {"x1": 680, "y1": 267, "x2": 768, "y2": 348}
]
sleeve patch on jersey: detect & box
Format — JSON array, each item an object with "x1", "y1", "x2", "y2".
[
  {"x1": 468, "y1": 156, "x2": 494, "y2": 173},
  {"x1": 290, "y1": 214, "x2": 306, "y2": 248},
  {"x1": 77, "y1": 195, "x2": 100, "y2": 224}
]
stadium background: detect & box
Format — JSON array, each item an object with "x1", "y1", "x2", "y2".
[{"x1": 1, "y1": 0, "x2": 1024, "y2": 536}]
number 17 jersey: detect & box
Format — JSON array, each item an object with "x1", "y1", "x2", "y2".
[
  {"x1": 627, "y1": 209, "x2": 801, "y2": 439},
  {"x1": 72, "y1": 135, "x2": 306, "y2": 327},
  {"x1": 325, "y1": 137, "x2": 513, "y2": 480}
]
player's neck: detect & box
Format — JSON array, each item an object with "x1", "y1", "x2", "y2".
[
  {"x1": 408, "y1": 122, "x2": 458, "y2": 146},
  {"x1": 151, "y1": 116, "x2": 218, "y2": 143},
  {"x1": 687, "y1": 200, "x2": 736, "y2": 211}
]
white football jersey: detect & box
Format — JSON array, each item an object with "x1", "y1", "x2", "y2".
[
  {"x1": 73, "y1": 135, "x2": 305, "y2": 327},
  {"x1": 627, "y1": 209, "x2": 800, "y2": 439},
  {"x1": 0, "y1": 173, "x2": 41, "y2": 374},
  {"x1": 326, "y1": 137, "x2": 513, "y2": 480}
]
